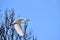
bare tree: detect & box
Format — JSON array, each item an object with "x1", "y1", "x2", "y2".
[{"x1": 0, "y1": 9, "x2": 37, "y2": 40}]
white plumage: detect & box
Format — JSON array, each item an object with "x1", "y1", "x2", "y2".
[{"x1": 12, "y1": 17, "x2": 28, "y2": 36}]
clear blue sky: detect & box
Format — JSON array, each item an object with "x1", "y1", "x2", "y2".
[{"x1": 0, "y1": 0, "x2": 60, "y2": 40}]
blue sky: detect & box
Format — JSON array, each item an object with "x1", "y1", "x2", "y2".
[{"x1": 0, "y1": 0, "x2": 60, "y2": 40}]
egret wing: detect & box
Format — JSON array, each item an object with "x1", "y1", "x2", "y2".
[{"x1": 14, "y1": 24, "x2": 24, "y2": 36}]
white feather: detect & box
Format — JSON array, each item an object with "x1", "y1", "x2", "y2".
[
  {"x1": 14, "y1": 24, "x2": 24, "y2": 36},
  {"x1": 13, "y1": 17, "x2": 28, "y2": 36}
]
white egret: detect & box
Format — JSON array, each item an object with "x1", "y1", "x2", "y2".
[{"x1": 12, "y1": 17, "x2": 29, "y2": 36}]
